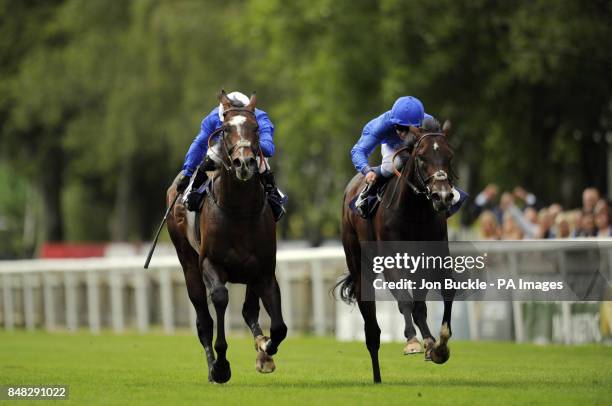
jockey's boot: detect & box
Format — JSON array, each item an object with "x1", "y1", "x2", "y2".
[
  {"x1": 446, "y1": 187, "x2": 468, "y2": 218},
  {"x1": 185, "y1": 156, "x2": 217, "y2": 211},
  {"x1": 261, "y1": 170, "x2": 287, "y2": 221},
  {"x1": 355, "y1": 175, "x2": 385, "y2": 219}
]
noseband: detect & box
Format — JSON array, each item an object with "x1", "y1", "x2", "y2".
[{"x1": 391, "y1": 132, "x2": 452, "y2": 200}]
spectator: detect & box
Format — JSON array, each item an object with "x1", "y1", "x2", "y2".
[
  {"x1": 582, "y1": 187, "x2": 600, "y2": 213},
  {"x1": 548, "y1": 203, "x2": 563, "y2": 222},
  {"x1": 465, "y1": 183, "x2": 500, "y2": 224},
  {"x1": 501, "y1": 213, "x2": 523, "y2": 240},
  {"x1": 523, "y1": 207, "x2": 538, "y2": 226},
  {"x1": 573, "y1": 212, "x2": 596, "y2": 237},
  {"x1": 554, "y1": 214, "x2": 571, "y2": 238},
  {"x1": 468, "y1": 184, "x2": 610, "y2": 240},
  {"x1": 503, "y1": 200, "x2": 538, "y2": 239},
  {"x1": 595, "y1": 198, "x2": 609, "y2": 216},
  {"x1": 513, "y1": 186, "x2": 538, "y2": 208},
  {"x1": 534, "y1": 208, "x2": 554, "y2": 239},
  {"x1": 595, "y1": 207, "x2": 611, "y2": 237},
  {"x1": 478, "y1": 210, "x2": 501, "y2": 240}
]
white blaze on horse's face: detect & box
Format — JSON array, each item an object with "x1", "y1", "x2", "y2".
[
  {"x1": 227, "y1": 115, "x2": 256, "y2": 181},
  {"x1": 228, "y1": 115, "x2": 247, "y2": 139},
  {"x1": 433, "y1": 142, "x2": 439, "y2": 151}
]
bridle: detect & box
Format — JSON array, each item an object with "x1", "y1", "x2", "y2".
[
  {"x1": 206, "y1": 107, "x2": 267, "y2": 217},
  {"x1": 207, "y1": 107, "x2": 264, "y2": 173},
  {"x1": 388, "y1": 132, "x2": 453, "y2": 202}
]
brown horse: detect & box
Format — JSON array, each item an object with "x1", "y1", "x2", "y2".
[
  {"x1": 339, "y1": 119, "x2": 456, "y2": 383},
  {"x1": 166, "y1": 91, "x2": 286, "y2": 384}
]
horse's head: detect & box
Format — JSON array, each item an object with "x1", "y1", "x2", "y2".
[
  {"x1": 402, "y1": 119, "x2": 455, "y2": 212},
  {"x1": 219, "y1": 90, "x2": 260, "y2": 181}
]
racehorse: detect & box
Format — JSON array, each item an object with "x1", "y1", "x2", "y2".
[
  {"x1": 338, "y1": 118, "x2": 456, "y2": 383},
  {"x1": 166, "y1": 90, "x2": 286, "y2": 384}
]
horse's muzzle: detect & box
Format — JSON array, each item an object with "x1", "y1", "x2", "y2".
[
  {"x1": 233, "y1": 156, "x2": 258, "y2": 181},
  {"x1": 430, "y1": 188, "x2": 453, "y2": 212}
]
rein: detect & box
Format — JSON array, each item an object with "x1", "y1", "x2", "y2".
[{"x1": 207, "y1": 175, "x2": 267, "y2": 218}]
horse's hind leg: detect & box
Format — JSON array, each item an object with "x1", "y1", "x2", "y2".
[
  {"x1": 168, "y1": 227, "x2": 215, "y2": 381},
  {"x1": 184, "y1": 269, "x2": 215, "y2": 379},
  {"x1": 257, "y1": 276, "x2": 287, "y2": 357},
  {"x1": 242, "y1": 285, "x2": 275, "y2": 373},
  {"x1": 357, "y1": 298, "x2": 382, "y2": 383},
  {"x1": 202, "y1": 258, "x2": 231, "y2": 384},
  {"x1": 343, "y1": 228, "x2": 381, "y2": 383}
]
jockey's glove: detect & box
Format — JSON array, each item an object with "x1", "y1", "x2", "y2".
[{"x1": 176, "y1": 173, "x2": 191, "y2": 193}]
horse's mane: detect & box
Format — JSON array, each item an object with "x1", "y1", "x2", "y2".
[
  {"x1": 401, "y1": 117, "x2": 441, "y2": 152},
  {"x1": 422, "y1": 117, "x2": 441, "y2": 132}
]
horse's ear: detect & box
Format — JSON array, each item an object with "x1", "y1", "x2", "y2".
[
  {"x1": 247, "y1": 92, "x2": 257, "y2": 111},
  {"x1": 219, "y1": 89, "x2": 231, "y2": 109},
  {"x1": 443, "y1": 120, "x2": 452, "y2": 137}
]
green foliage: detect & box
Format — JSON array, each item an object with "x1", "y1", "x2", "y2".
[{"x1": 0, "y1": 0, "x2": 611, "y2": 250}]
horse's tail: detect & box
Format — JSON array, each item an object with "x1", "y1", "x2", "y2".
[
  {"x1": 332, "y1": 271, "x2": 356, "y2": 305},
  {"x1": 431, "y1": 322, "x2": 451, "y2": 364}
]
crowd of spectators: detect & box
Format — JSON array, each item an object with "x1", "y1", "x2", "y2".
[{"x1": 466, "y1": 185, "x2": 611, "y2": 240}]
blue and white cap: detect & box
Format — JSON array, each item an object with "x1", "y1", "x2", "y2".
[
  {"x1": 218, "y1": 91, "x2": 250, "y2": 121},
  {"x1": 389, "y1": 96, "x2": 425, "y2": 127}
]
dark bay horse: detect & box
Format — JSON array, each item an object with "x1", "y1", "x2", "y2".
[
  {"x1": 167, "y1": 91, "x2": 286, "y2": 384},
  {"x1": 339, "y1": 119, "x2": 456, "y2": 383}
]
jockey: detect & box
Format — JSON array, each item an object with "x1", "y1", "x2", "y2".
[
  {"x1": 351, "y1": 96, "x2": 466, "y2": 218},
  {"x1": 176, "y1": 91, "x2": 287, "y2": 221}
]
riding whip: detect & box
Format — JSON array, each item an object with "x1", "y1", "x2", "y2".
[{"x1": 144, "y1": 193, "x2": 180, "y2": 269}]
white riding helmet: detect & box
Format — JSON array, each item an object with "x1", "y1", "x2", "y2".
[{"x1": 218, "y1": 91, "x2": 250, "y2": 121}]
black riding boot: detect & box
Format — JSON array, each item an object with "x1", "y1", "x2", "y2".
[
  {"x1": 355, "y1": 176, "x2": 385, "y2": 218},
  {"x1": 261, "y1": 170, "x2": 287, "y2": 221},
  {"x1": 186, "y1": 156, "x2": 217, "y2": 211}
]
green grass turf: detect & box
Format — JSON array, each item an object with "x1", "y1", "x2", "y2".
[{"x1": 0, "y1": 331, "x2": 610, "y2": 405}]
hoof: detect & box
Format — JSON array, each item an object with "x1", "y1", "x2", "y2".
[
  {"x1": 431, "y1": 345, "x2": 450, "y2": 364},
  {"x1": 423, "y1": 337, "x2": 435, "y2": 361},
  {"x1": 211, "y1": 359, "x2": 231, "y2": 384},
  {"x1": 431, "y1": 323, "x2": 451, "y2": 364},
  {"x1": 255, "y1": 335, "x2": 276, "y2": 373},
  {"x1": 403, "y1": 337, "x2": 423, "y2": 355},
  {"x1": 256, "y1": 350, "x2": 276, "y2": 373}
]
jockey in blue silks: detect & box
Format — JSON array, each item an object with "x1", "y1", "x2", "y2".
[
  {"x1": 177, "y1": 91, "x2": 286, "y2": 220},
  {"x1": 351, "y1": 96, "x2": 467, "y2": 218}
]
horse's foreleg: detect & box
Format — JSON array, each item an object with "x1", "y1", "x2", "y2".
[
  {"x1": 243, "y1": 285, "x2": 275, "y2": 373},
  {"x1": 258, "y1": 276, "x2": 287, "y2": 357},
  {"x1": 242, "y1": 284, "x2": 263, "y2": 337},
  {"x1": 429, "y1": 299, "x2": 453, "y2": 365},
  {"x1": 397, "y1": 300, "x2": 422, "y2": 354},
  {"x1": 202, "y1": 259, "x2": 231, "y2": 383},
  {"x1": 412, "y1": 301, "x2": 435, "y2": 360}
]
